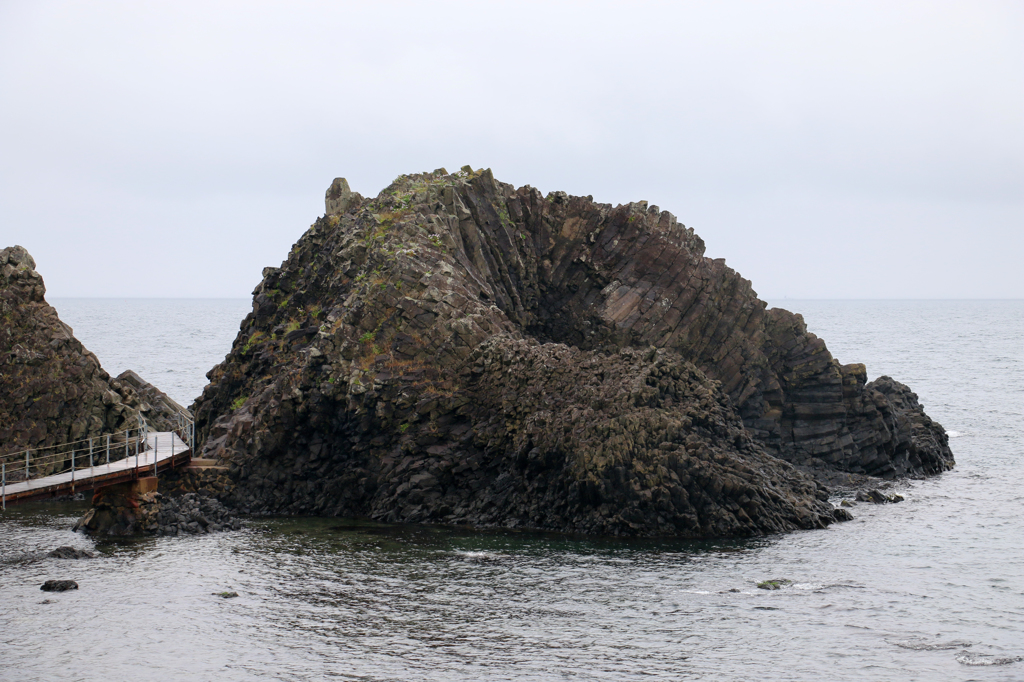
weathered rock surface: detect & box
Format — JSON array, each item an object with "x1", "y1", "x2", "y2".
[
  {"x1": 1, "y1": 246, "x2": 178, "y2": 472},
  {"x1": 192, "y1": 168, "x2": 953, "y2": 538}
]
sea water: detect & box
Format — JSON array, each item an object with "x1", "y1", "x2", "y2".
[{"x1": 1, "y1": 299, "x2": 1021, "y2": 681}]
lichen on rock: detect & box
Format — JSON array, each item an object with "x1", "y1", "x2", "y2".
[{"x1": 191, "y1": 168, "x2": 954, "y2": 538}]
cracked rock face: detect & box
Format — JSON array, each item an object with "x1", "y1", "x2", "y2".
[
  {"x1": 192, "y1": 168, "x2": 952, "y2": 538},
  {"x1": 1, "y1": 246, "x2": 179, "y2": 467}
]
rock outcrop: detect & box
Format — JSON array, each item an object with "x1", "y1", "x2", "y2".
[
  {"x1": 1, "y1": 245, "x2": 179, "y2": 472},
  {"x1": 191, "y1": 168, "x2": 952, "y2": 538},
  {"x1": 72, "y1": 478, "x2": 240, "y2": 536}
]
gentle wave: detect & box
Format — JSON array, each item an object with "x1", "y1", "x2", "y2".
[
  {"x1": 955, "y1": 652, "x2": 1023, "y2": 666},
  {"x1": 889, "y1": 638, "x2": 973, "y2": 651}
]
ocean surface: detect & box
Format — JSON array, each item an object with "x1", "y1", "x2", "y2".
[{"x1": 1, "y1": 299, "x2": 1021, "y2": 681}]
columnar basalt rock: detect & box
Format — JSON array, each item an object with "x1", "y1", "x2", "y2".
[
  {"x1": 192, "y1": 168, "x2": 952, "y2": 538},
  {"x1": 1, "y1": 246, "x2": 179, "y2": 469}
]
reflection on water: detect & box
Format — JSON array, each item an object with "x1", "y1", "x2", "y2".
[
  {"x1": 2, "y1": 490, "x2": 1021, "y2": 681},
  {"x1": 1, "y1": 300, "x2": 1020, "y2": 681}
]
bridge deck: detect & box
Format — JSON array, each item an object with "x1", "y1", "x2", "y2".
[{"x1": 1, "y1": 432, "x2": 191, "y2": 506}]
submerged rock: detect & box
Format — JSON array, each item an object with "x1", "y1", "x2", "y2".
[
  {"x1": 190, "y1": 168, "x2": 953, "y2": 538},
  {"x1": 40, "y1": 579, "x2": 78, "y2": 592},
  {"x1": 46, "y1": 547, "x2": 94, "y2": 559}
]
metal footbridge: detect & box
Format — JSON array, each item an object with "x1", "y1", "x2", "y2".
[{"x1": 1, "y1": 413, "x2": 195, "y2": 507}]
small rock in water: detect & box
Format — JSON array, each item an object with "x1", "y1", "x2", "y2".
[
  {"x1": 214, "y1": 591, "x2": 239, "y2": 598},
  {"x1": 47, "y1": 546, "x2": 94, "y2": 559},
  {"x1": 757, "y1": 579, "x2": 792, "y2": 590},
  {"x1": 840, "y1": 499, "x2": 856, "y2": 507},
  {"x1": 40, "y1": 580, "x2": 78, "y2": 592},
  {"x1": 855, "y1": 489, "x2": 905, "y2": 504}
]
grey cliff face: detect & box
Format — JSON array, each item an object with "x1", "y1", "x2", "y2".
[{"x1": 191, "y1": 168, "x2": 952, "y2": 538}]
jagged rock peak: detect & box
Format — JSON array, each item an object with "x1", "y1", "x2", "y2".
[
  {"x1": 1, "y1": 245, "x2": 45, "y2": 302},
  {"x1": 325, "y1": 177, "x2": 363, "y2": 216}
]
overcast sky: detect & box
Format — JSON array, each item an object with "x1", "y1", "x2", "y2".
[{"x1": 1, "y1": 1, "x2": 1021, "y2": 299}]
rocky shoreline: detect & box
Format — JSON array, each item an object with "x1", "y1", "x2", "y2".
[{"x1": 72, "y1": 482, "x2": 241, "y2": 537}]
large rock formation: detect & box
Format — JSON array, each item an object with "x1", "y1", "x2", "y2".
[
  {"x1": 192, "y1": 168, "x2": 953, "y2": 538},
  {"x1": 1, "y1": 246, "x2": 180, "y2": 472}
]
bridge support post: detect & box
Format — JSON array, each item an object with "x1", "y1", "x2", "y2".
[
  {"x1": 89, "y1": 438, "x2": 93, "y2": 471},
  {"x1": 25, "y1": 451, "x2": 29, "y2": 480},
  {"x1": 3, "y1": 463, "x2": 6, "y2": 510}
]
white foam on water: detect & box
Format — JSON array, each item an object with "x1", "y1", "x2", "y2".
[
  {"x1": 453, "y1": 550, "x2": 504, "y2": 562},
  {"x1": 946, "y1": 430, "x2": 963, "y2": 438},
  {"x1": 955, "y1": 651, "x2": 1023, "y2": 666},
  {"x1": 889, "y1": 638, "x2": 972, "y2": 651},
  {"x1": 793, "y1": 583, "x2": 824, "y2": 591}
]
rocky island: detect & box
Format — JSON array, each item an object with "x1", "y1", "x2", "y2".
[
  {"x1": 191, "y1": 168, "x2": 953, "y2": 538},
  {"x1": 1, "y1": 245, "x2": 180, "y2": 466}
]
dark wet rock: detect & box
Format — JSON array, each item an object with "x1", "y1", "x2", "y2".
[
  {"x1": 154, "y1": 492, "x2": 242, "y2": 536},
  {"x1": 831, "y1": 507, "x2": 854, "y2": 521},
  {"x1": 40, "y1": 579, "x2": 78, "y2": 592},
  {"x1": 855, "y1": 489, "x2": 905, "y2": 504},
  {"x1": 73, "y1": 481, "x2": 241, "y2": 536},
  {"x1": 0, "y1": 245, "x2": 177, "y2": 474},
  {"x1": 214, "y1": 591, "x2": 239, "y2": 598},
  {"x1": 46, "y1": 546, "x2": 94, "y2": 559},
  {"x1": 190, "y1": 169, "x2": 953, "y2": 539}
]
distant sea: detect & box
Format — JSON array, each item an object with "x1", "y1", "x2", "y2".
[
  {"x1": 50, "y1": 297, "x2": 252, "y2": 407},
  {"x1": 1, "y1": 299, "x2": 1021, "y2": 681}
]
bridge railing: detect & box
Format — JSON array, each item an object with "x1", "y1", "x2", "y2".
[
  {"x1": 171, "y1": 407, "x2": 195, "y2": 453},
  {"x1": 1, "y1": 410, "x2": 195, "y2": 507},
  {"x1": 0, "y1": 424, "x2": 149, "y2": 485}
]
